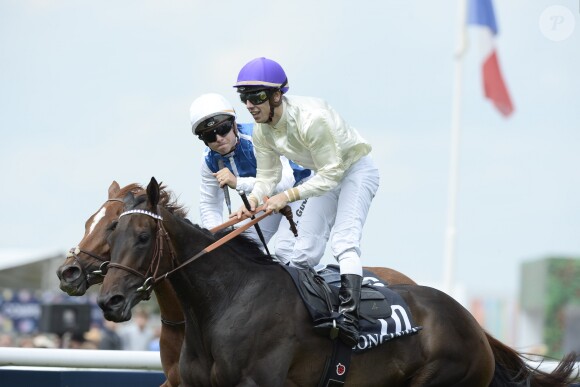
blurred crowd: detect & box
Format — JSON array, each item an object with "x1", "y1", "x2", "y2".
[{"x1": 0, "y1": 307, "x2": 161, "y2": 351}]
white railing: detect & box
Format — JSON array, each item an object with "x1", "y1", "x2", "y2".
[
  {"x1": 0, "y1": 347, "x2": 162, "y2": 370},
  {"x1": 0, "y1": 347, "x2": 578, "y2": 376}
]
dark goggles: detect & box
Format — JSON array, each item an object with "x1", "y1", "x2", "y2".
[
  {"x1": 198, "y1": 120, "x2": 234, "y2": 143},
  {"x1": 239, "y1": 90, "x2": 271, "y2": 105}
]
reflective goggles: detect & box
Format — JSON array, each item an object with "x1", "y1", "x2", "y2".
[
  {"x1": 198, "y1": 120, "x2": 234, "y2": 143},
  {"x1": 239, "y1": 90, "x2": 271, "y2": 105}
]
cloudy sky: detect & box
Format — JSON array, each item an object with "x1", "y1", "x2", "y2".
[{"x1": 1, "y1": 0, "x2": 578, "y2": 299}]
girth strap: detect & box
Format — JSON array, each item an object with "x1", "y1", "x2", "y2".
[{"x1": 317, "y1": 339, "x2": 352, "y2": 387}]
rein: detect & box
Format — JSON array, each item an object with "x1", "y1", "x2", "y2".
[
  {"x1": 106, "y1": 206, "x2": 273, "y2": 298},
  {"x1": 208, "y1": 204, "x2": 267, "y2": 233},
  {"x1": 162, "y1": 208, "x2": 273, "y2": 279},
  {"x1": 209, "y1": 203, "x2": 298, "y2": 237}
]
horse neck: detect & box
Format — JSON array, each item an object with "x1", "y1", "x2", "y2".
[
  {"x1": 160, "y1": 210, "x2": 258, "y2": 314},
  {"x1": 152, "y1": 279, "x2": 184, "y2": 324}
]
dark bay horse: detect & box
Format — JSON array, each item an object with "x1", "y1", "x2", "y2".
[
  {"x1": 56, "y1": 181, "x2": 416, "y2": 387},
  {"x1": 96, "y1": 178, "x2": 577, "y2": 386}
]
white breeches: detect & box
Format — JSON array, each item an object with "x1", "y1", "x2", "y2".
[{"x1": 275, "y1": 156, "x2": 379, "y2": 276}]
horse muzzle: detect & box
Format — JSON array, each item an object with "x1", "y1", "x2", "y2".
[
  {"x1": 97, "y1": 292, "x2": 135, "y2": 322},
  {"x1": 56, "y1": 264, "x2": 88, "y2": 296}
]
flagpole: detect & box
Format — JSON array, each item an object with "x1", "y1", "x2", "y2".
[{"x1": 444, "y1": 0, "x2": 468, "y2": 295}]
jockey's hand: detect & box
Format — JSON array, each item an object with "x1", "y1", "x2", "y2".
[
  {"x1": 213, "y1": 168, "x2": 237, "y2": 189},
  {"x1": 231, "y1": 195, "x2": 259, "y2": 219},
  {"x1": 264, "y1": 192, "x2": 289, "y2": 213}
]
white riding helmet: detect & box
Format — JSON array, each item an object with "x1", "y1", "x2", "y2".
[{"x1": 189, "y1": 93, "x2": 236, "y2": 136}]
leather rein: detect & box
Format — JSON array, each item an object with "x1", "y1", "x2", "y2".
[{"x1": 106, "y1": 204, "x2": 278, "y2": 300}]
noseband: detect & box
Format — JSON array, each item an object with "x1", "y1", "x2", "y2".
[
  {"x1": 66, "y1": 198, "x2": 125, "y2": 283},
  {"x1": 66, "y1": 246, "x2": 110, "y2": 282}
]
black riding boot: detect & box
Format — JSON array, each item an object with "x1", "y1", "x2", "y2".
[{"x1": 315, "y1": 274, "x2": 362, "y2": 347}]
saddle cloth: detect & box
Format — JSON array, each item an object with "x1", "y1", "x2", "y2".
[{"x1": 281, "y1": 264, "x2": 422, "y2": 353}]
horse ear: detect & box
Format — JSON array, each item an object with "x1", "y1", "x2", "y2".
[
  {"x1": 147, "y1": 177, "x2": 160, "y2": 208},
  {"x1": 123, "y1": 192, "x2": 136, "y2": 207},
  {"x1": 108, "y1": 181, "x2": 121, "y2": 199}
]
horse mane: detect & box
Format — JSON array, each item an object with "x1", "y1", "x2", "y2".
[
  {"x1": 162, "y1": 204, "x2": 274, "y2": 264},
  {"x1": 121, "y1": 182, "x2": 189, "y2": 219},
  {"x1": 158, "y1": 184, "x2": 189, "y2": 219},
  {"x1": 128, "y1": 181, "x2": 270, "y2": 264},
  {"x1": 213, "y1": 227, "x2": 276, "y2": 264},
  {"x1": 117, "y1": 183, "x2": 144, "y2": 197}
]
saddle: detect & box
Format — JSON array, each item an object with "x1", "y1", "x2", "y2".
[{"x1": 281, "y1": 264, "x2": 422, "y2": 353}]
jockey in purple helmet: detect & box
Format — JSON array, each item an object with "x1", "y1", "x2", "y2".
[{"x1": 231, "y1": 57, "x2": 380, "y2": 347}]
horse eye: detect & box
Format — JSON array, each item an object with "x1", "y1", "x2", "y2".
[
  {"x1": 138, "y1": 233, "x2": 150, "y2": 244},
  {"x1": 107, "y1": 221, "x2": 118, "y2": 232}
]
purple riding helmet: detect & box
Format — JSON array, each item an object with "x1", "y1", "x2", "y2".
[{"x1": 234, "y1": 57, "x2": 289, "y2": 93}]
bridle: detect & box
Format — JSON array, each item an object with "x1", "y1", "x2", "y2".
[
  {"x1": 106, "y1": 205, "x2": 276, "y2": 301},
  {"x1": 66, "y1": 197, "x2": 191, "y2": 327},
  {"x1": 106, "y1": 208, "x2": 177, "y2": 301},
  {"x1": 66, "y1": 198, "x2": 125, "y2": 283}
]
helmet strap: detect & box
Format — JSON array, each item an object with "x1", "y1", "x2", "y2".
[
  {"x1": 267, "y1": 90, "x2": 283, "y2": 124},
  {"x1": 267, "y1": 103, "x2": 275, "y2": 123}
]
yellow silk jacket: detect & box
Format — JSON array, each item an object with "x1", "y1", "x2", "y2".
[{"x1": 250, "y1": 95, "x2": 372, "y2": 202}]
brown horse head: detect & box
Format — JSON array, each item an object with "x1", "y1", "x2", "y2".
[{"x1": 56, "y1": 181, "x2": 141, "y2": 295}]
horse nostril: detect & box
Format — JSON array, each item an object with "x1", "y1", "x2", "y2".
[
  {"x1": 98, "y1": 294, "x2": 126, "y2": 312},
  {"x1": 109, "y1": 294, "x2": 126, "y2": 308},
  {"x1": 60, "y1": 266, "x2": 82, "y2": 282}
]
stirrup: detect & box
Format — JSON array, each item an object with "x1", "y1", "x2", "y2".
[{"x1": 314, "y1": 317, "x2": 340, "y2": 340}]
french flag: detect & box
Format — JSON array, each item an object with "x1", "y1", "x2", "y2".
[{"x1": 468, "y1": 0, "x2": 514, "y2": 117}]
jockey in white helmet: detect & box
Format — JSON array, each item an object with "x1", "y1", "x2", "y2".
[{"x1": 189, "y1": 92, "x2": 311, "y2": 256}]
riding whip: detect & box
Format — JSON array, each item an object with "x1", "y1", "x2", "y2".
[
  {"x1": 279, "y1": 206, "x2": 298, "y2": 237},
  {"x1": 238, "y1": 190, "x2": 271, "y2": 257},
  {"x1": 216, "y1": 159, "x2": 232, "y2": 215}
]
